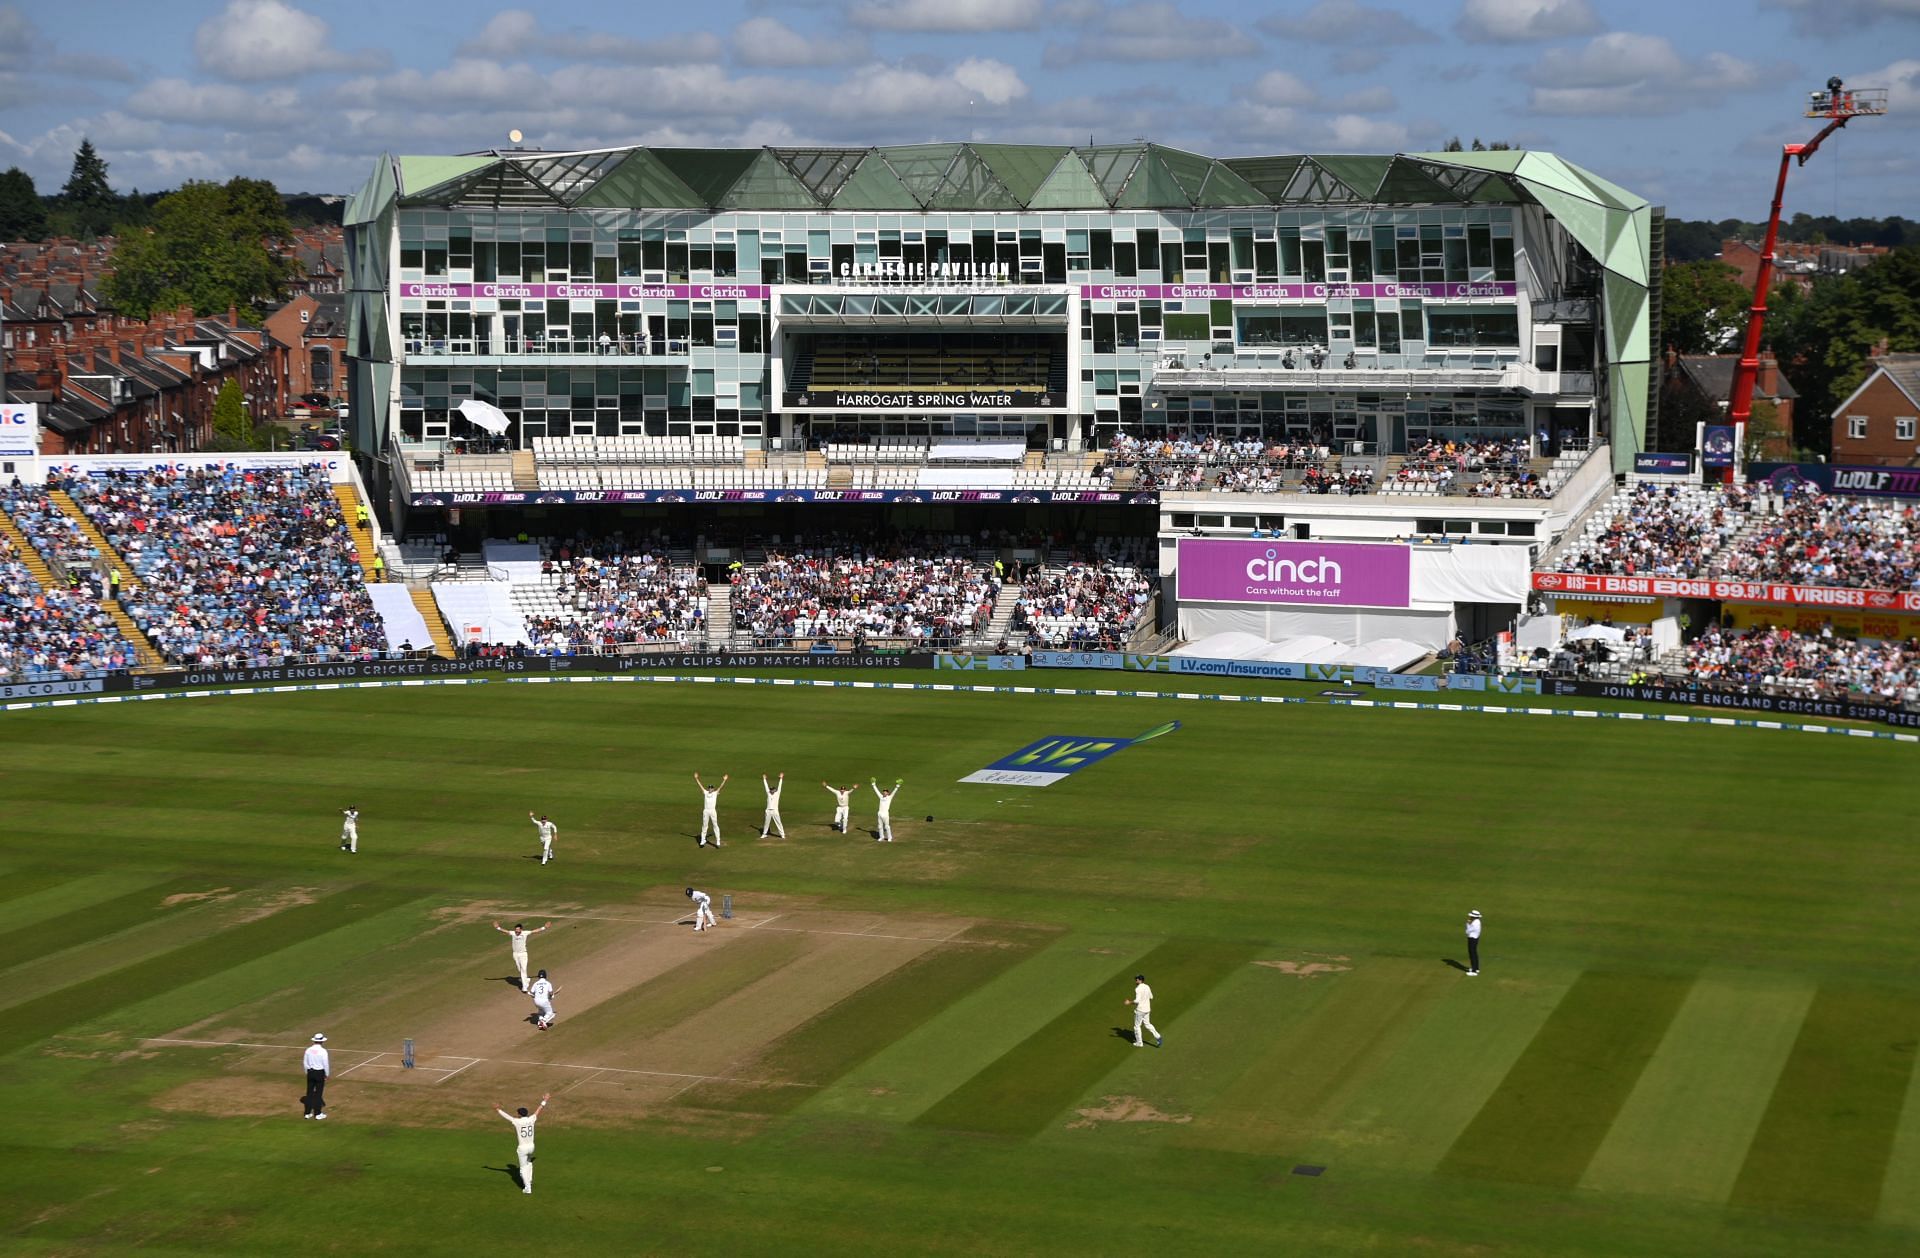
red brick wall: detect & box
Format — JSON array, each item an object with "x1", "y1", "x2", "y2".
[{"x1": 1831, "y1": 373, "x2": 1920, "y2": 466}]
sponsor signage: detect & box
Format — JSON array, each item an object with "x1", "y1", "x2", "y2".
[
  {"x1": 784, "y1": 388, "x2": 1058, "y2": 410},
  {"x1": 498, "y1": 652, "x2": 935, "y2": 673},
  {"x1": 1079, "y1": 281, "x2": 1518, "y2": 301},
  {"x1": 109, "y1": 657, "x2": 493, "y2": 690},
  {"x1": 841, "y1": 261, "x2": 1012, "y2": 282},
  {"x1": 933, "y1": 655, "x2": 1028, "y2": 670},
  {"x1": 1530, "y1": 572, "x2": 1920, "y2": 613},
  {"x1": 399, "y1": 283, "x2": 769, "y2": 301},
  {"x1": 1633, "y1": 453, "x2": 1693, "y2": 475},
  {"x1": 408, "y1": 488, "x2": 1155, "y2": 508},
  {"x1": 1702, "y1": 424, "x2": 1737, "y2": 468},
  {"x1": 0, "y1": 677, "x2": 104, "y2": 700},
  {"x1": 1747, "y1": 462, "x2": 1920, "y2": 501},
  {"x1": 1544, "y1": 679, "x2": 1920, "y2": 729},
  {"x1": 1177, "y1": 538, "x2": 1413, "y2": 609},
  {"x1": 0, "y1": 402, "x2": 40, "y2": 459},
  {"x1": 960, "y1": 721, "x2": 1180, "y2": 788}
]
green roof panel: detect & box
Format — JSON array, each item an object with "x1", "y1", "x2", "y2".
[
  {"x1": 772, "y1": 149, "x2": 872, "y2": 204},
  {"x1": 925, "y1": 146, "x2": 1023, "y2": 210},
  {"x1": 1026, "y1": 151, "x2": 1107, "y2": 209},
  {"x1": 828, "y1": 151, "x2": 925, "y2": 209},
  {"x1": 1116, "y1": 152, "x2": 1192, "y2": 208},
  {"x1": 879, "y1": 144, "x2": 967, "y2": 205},
  {"x1": 1220, "y1": 156, "x2": 1300, "y2": 203},
  {"x1": 970, "y1": 144, "x2": 1067, "y2": 204},
  {"x1": 1081, "y1": 145, "x2": 1148, "y2": 205},
  {"x1": 718, "y1": 151, "x2": 822, "y2": 209},
  {"x1": 1375, "y1": 157, "x2": 1460, "y2": 204},
  {"x1": 396, "y1": 155, "x2": 493, "y2": 200},
  {"x1": 1314, "y1": 156, "x2": 1392, "y2": 199},
  {"x1": 651, "y1": 149, "x2": 761, "y2": 206},
  {"x1": 574, "y1": 149, "x2": 704, "y2": 208}
]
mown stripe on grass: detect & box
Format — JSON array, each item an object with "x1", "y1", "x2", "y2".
[
  {"x1": 1879, "y1": 1031, "x2": 1920, "y2": 1230},
  {"x1": 914, "y1": 936, "x2": 1259, "y2": 1137},
  {"x1": 0, "y1": 869, "x2": 182, "y2": 931},
  {"x1": 0, "y1": 876, "x2": 246, "y2": 969},
  {"x1": 1438, "y1": 971, "x2": 1694, "y2": 1188},
  {"x1": 1581, "y1": 976, "x2": 1814, "y2": 1203},
  {"x1": 554, "y1": 929, "x2": 814, "y2": 1043},
  {"x1": 683, "y1": 925, "x2": 1051, "y2": 1112},
  {"x1": 1730, "y1": 986, "x2": 1920, "y2": 1221},
  {"x1": 0, "y1": 867, "x2": 88, "y2": 909},
  {"x1": 0, "y1": 883, "x2": 420, "y2": 1058}
]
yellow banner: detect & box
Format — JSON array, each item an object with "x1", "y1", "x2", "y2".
[{"x1": 1723, "y1": 604, "x2": 1920, "y2": 640}]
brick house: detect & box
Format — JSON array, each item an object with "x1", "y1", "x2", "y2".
[
  {"x1": 1830, "y1": 353, "x2": 1920, "y2": 466},
  {"x1": 1659, "y1": 349, "x2": 1798, "y2": 458},
  {"x1": 263, "y1": 291, "x2": 347, "y2": 407}
]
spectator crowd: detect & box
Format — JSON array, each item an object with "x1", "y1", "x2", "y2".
[
  {"x1": 62, "y1": 464, "x2": 388, "y2": 667},
  {"x1": 1553, "y1": 482, "x2": 1755, "y2": 578},
  {"x1": 732, "y1": 534, "x2": 997, "y2": 648},
  {"x1": 526, "y1": 542, "x2": 708, "y2": 652},
  {"x1": 0, "y1": 528, "x2": 135, "y2": 681},
  {"x1": 1681, "y1": 623, "x2": 1919, "y2": 709},
  {"x1": 1102, "y1": 431, "x2": 1333, "y2": 493},
  {"x1": 1010, "y1": 540, "x2": 1154, "y2": 651}
]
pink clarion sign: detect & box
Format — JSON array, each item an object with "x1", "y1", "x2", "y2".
[{"x1": 1176, "y1": 538, "x2": 1413, "y2": 608}]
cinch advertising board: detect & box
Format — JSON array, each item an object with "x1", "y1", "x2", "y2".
[{"x1": 1176, "y1": 538, "x2": 1412, "y2": 608}]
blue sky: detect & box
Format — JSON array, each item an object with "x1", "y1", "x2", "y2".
[{"x1": 1, "y1": 0, "x2": 1916, "y2": 220}]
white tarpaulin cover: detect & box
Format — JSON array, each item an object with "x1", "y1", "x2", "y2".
[
  {"x1": 1179, "y1": 605, "x2": 1455, "y2": 651},
  {"x1": 1328, "y1": 638, "x2": 1429, "y2": 670},
  {"x1": 431, "y1": 581, "x2": 528, "y2": 646},
  {"x1": 927, "y1": 440, "x2": 1024, "y2": 463},
  {"x1": 366, "y1": 582, "x2": 431, "y2": 653},
  {"x1": 1568, "y1": 624, "x2": 1627, "y2": 644},
  {"x1": 1516, "y1": 613, "x2": 1562, "y2": 654},
  {"x1": 457, "y1": 399, "x2": 511, "y2": 434},
  {"x1": 1254, "y1": 636, "x2": 1341, "y2": 660},
  {"x1": 1409, "y1": 544, "x2": 1531, "y2": 606},
  {"x1": 1174, "y1": 631, "x2": 1273, "y2": 660}
]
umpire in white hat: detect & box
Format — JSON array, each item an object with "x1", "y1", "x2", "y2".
[
  {"x1": 303, "y1": 1033, "x2": 331, "y2": 1119},
  {"x1": 1464, "y1": 911, "x2": 1483, "y2": 976}
]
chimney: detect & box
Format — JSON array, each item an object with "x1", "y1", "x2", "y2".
[
  {"x1": 1755, "y1": 352, "x2": 1777, "y2": 397},
  {"x1": 227, "y1": 303, "x2": 238, "y2": 327}
]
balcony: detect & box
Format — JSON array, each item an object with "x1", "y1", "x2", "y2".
[
  {"x1": 1148, "y1": 352, "x2": 1597, "y2": 397},
  {"x1": 401, "y1": 336, "x2": 692, "y2": 365}
]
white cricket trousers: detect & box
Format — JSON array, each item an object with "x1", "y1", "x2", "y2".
[
  {"x1": 1133, "y1": 1009, "x2": 1160, "y2": 1046},
  {"x1": 341, "y1": 823, "x2": 357, "y2": 852},
  {"x1": 876, "y1": 811, "x2": 893, "y2": 842},
  {"x1": 694, "y1": 903, "x2": 717, "y2": 930},
  {"x1": 534, "y1": 998, "x2": 555, "y2": 1026},
  {"x1": 761, "y1": 807, "x2": 785, "y2": 838},
  {"x1": 833, "y1": 804, "x2": 849, "y2": 831},
  {"x1": 512, "y1": 951, "x2": 529, "y2": 987},
  {"x1": 700, "y1": 807, "x2": 722, "y2": 845},
  {"x1": 516, "y1": 1142, "x2": 535, "y2": 1191},
  {"x1": 539, "y1": 837, "x2": 552, "y2": 864}
]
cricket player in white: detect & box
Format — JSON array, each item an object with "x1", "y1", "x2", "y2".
[
  {"x1": 528, "y1": 969, "x2": 558, "y2": 1029},
  {"x1": 686, "y1": 886, "x2": 717, "y2": 931},
  {"x1": 694, "y1": 772, "x2": 728, "y2": 846},
  {"x1": 759, "y1": 773, "x2": 786, "y2": 839},
  {"x1": 494, "y1": 1092, "x2": 550, "y2": 1194},
  {"x1": 870, "y1": 778, "x2": 901, "y2": 842},
  {"x1": 493, "y1": 920, "x2": 550, "y2": 990},
  {"x1": 339, "y1": 807, "x2": 359, "y2": 853},
  {"x1": 529, "y1": 812, "x2": 557, "y2": 864},
  {"x1": 822, "y1": 781, "x2": 856, "y2": 833},
  {"x1": 1126, "y1": 973, "x2": 1162, "y2": 1048}
]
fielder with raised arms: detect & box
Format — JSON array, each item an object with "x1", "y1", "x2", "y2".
[
  {"x1": 494, "y1": 1093, "x2": 550, "y2": 1194},
  {"x1": 694, "y1": 772, "x2": 728, "y2": 847},
  {"x1": 760, "y1": 772, "x2": 786, "y2": 839},
  {"x1": 823, "y1": 781, "x2": 856, "y2": 833},
  {"x1": 493, "y1": 920, "x2": 550, "y2": 990},
  {"x1": 529, "y1": 812, "x2": 557, "y2": 865},
  {"x1": 870, "y1": 778, "x2": 901, "y2": 842}
]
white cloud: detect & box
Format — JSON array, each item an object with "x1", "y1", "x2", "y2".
[
  {"x1": 1456, "y1": 0, "x2": 1602, "y2": 43},
  {"x1": 0, "y1": 4, "x2": 134, "y2": 81},
  {"x1": 1333, "y1": 48, "x2": 1389, "y2": 74},
  {"x1": 1854, "y1": 57, "x2": 1920, "y2": 114},
  {"x1": 1243, "y1": 70, "x2": 1315, "y2": 108},
  {"x1": 124, "y1": 78, "x2": 304, "y2": 129},
  {"x1": 193, "y1": 0, "x2": 384, "y2": 82},
  {"x1": 1237, "y1": 71, "x2": 1391, "y2": 114},
  {"x1": 1325, "y1": 114, "x2": 1412, "y2": 150},
  {"x1": 732, "y1": 17, "x2": 868, "y2": 68},
  {"x1": 1765, "y1": 0, "x2": 1920, "y2": 32},
  {"x1": 1042, "y1": 3, "x2": 1256, "y2": 65},
  {"x1": 455, "y1": 10, "x2": 724, "y2": 65},
  {"x1": 1524, "y1": 33, "x2": 1765, "y2": 115},
  {"x1": 848, "y1": 0, "x2": 1048, "y2": 32},
  {"x1": 1259, "y1": 0, "x2": 1430, "y2": 44}
]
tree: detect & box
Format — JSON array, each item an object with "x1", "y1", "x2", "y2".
[
  {"x1": 0, "y1": 167, "x2": 49, "y2": 241},
  {"x1": 60, "y1": 139, "x2": 114, "y2": 208},
  {"x1": 1659, "y1": 259, "x2": 1752, "y2": 354},
  {"x1": 1443, "y1": 137, "x2": 1464, "y2": 152},
  {"x1": 102, "y1": 179, "x2": 293, "y2": 320},
  {"x1": 1765, "y1": 246, "x2": 1920, "y2": 453},
  {"x1": 207, "y1": 380, "x2": 255, "y2": 451},
  {"x1": 1742, "y1": 398, "x2": 1791, "y2": 462}
]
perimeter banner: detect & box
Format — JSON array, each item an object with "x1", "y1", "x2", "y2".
[
  {"x1": 1176, "y1": 538, "x2": 1413, "y2": 608},
  {"x1": 1531, "y1": 572, "x2": 1920, "y2": 612},
  {"x1": 408, "y1": 488, "x2": 1156, "y2": 507},
  {"x1": 1543, "y1": 679, "x2": 1920, "y2": 729},
  {"x1": 1747, "y1": 462, "x2": 1920, "y2": 500},
  {"x1": 0, "y1": 677, "x2": 104, "y2": 700}
]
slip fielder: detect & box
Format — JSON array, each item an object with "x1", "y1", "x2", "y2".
[
  {"x1": 760, "y1": 773, "x2": 786, "y2": 839},
  {"x1": 822, "y1": 781, "x2": 856, "y2": 833},
  {"x1": 694, "y1": 772, "x2": 728, "y2": 847},
  {"x1": 870, "y1": 778, "x2": 901, "y2": 842}
]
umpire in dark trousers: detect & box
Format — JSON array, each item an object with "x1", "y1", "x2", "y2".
[
  {"x1": 303, "y1": 1033, "x2": 331, "y2": 1119},
  {"x1": 1465, "y1": 910, "x2": 1482, "y2": 976}
]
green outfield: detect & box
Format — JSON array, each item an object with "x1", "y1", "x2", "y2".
[{"x1": 2, "y1": 675, "x2": 1918, "y2": 1255}]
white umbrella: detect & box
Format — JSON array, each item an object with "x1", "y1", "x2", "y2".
[
  {"x1": 456, "y1": 399, "x2": 511, "y2": 435},
  {"x1": 1567, "y1": 625, "x2": 1627, "y2": 645}
]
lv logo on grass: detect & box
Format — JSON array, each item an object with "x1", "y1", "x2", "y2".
[{"x1": 960, "y1": 721, "x2": 1180, "y2": 787}]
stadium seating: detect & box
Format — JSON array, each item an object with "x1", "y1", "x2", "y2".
[
  {"x1": 62, "y1": 464, "x2": 388, "y2": 666},
  {"x1": 730, "y1": 536, "x2": 997, "y2": 648},
  {"x1": 1678, "y1": 624, "x2": 1918, "y2": 708},
  {"x1": 1549, "y1": 482, "x2": 1753, "y2": 578},
  {"x1": 0, "y1": 529, "x2": 136, "y2": 680},
  {"x1": 514, "y1": 543, "x2": 708, "y2": 652},
  {"x1": 1009, "y1": 542, "x2": 1154, "y2": 651}
]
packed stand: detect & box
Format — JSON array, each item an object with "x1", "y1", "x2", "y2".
[
  {"x1": 1102, "y1": 431, "x2": 1332, "y2": 493},
  {"x1": 1010, "y1": 540, "x2": 1155, "y2": 651},
  {"x1": 62, "y1": 464, "x2": 387, "y2": 666},
  {"x1": 526, "y1": 540, "x2": 708, "y2": 652},
  {"x1": 1551, "y1": 482, "x2": 1754, "y2": 578},
  {"x1": 1678, "y1": 623, "x2": 1919, "y2": 709},
  {"x1": 0, "y1": 529, "x2": 136, "y2": 680},
  {"x1": 1710, "y1": 483, "x2": 1920, "y2": 591},
  {"x1": 3, "y1": 483, "x2": 105, "y2": 573},
  {"x1": 732, "y1": 534, "x2": 997, "y2": 649}
]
